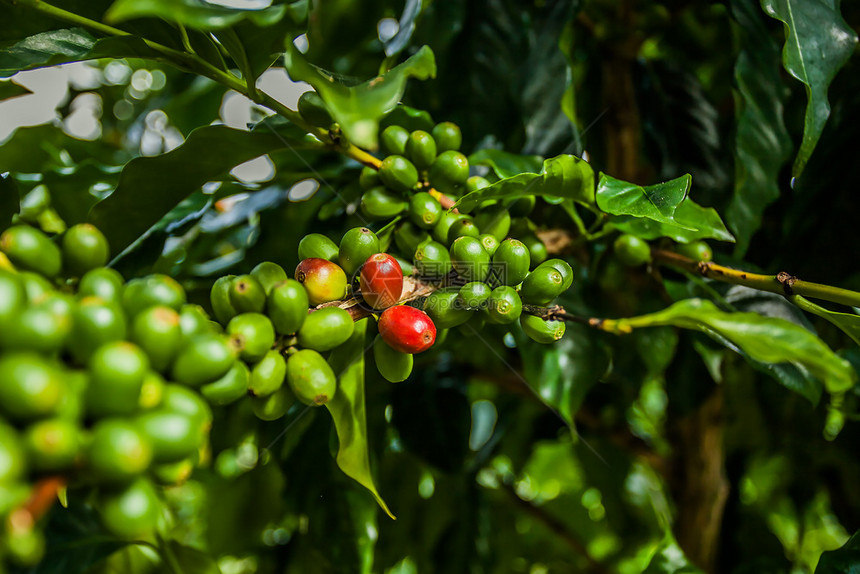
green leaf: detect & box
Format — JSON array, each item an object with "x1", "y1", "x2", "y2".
[
  {"x1": 325, "y1": 319, "x2": 394, "y2": 519},
  {"x1": 0, "y1": 28, "x2": 161, "y2": 77},
  {"x1": 608, "y1": 196, "x2": 736, "y2": 243},
  {"x1": 596, "y1": 172, "x2": 693, "y2": 228},
  {"x1": 105, "y1": 0, "x2": 287, "y2": 30},
  {"x1": 468, "y1": 149, "x2": 544, "y2": 179},
  {"x1": 89, "y1": 124, "x2": 321, "y2": 256},
  {"x1": 46, "y1": 162, "x2": 121, "y2": 226},
  {"x1": 791, "y1": 295, "x2": 860, "y2": 348},
  {"x1": 643, "y1": 533, "x2": 705, "y2": 573},
  {"x1": 284, "y1": 44, "x2": 436, "y2": 150},
  {"x1": 0, "y1": 174, "x2": 19, "y2": 233},
  {"x1": 760, "y1": 0, "x2": 858, "y2": 178},
  {"x1": 814, "y1": 529, "x2": 860, "y2": 574},
  {"x1": 453, "y1": 154, "x2": 594, "y2": 213},
  {"x1": 610, "y1": 298, "x2": 856, "y2": 400},
  {"x1": 0, "y1": 79, "x2": 30, "y2": 100},
  {"x1": 726, "y1": 0, "x2": 793, "y2": 256}
]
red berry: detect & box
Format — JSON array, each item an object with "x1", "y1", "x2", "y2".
[
  {"x1": 378, "y1": 306, "x2": 436, "y2": 354},
  {"x1": 295, "y1": 258, "x2": 347, "y2": 306},
  {"x1": 359, "y1": 253, "x2": 403, "y2": 310}
]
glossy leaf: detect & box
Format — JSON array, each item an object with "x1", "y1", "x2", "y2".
[
  {"x1": 611, "y1": 298, "x2": 856, "y2": 400},
  {"x1": 727, "y1": 0, "x2": 792, "y2": 256},
  {"x1": 284, "y1": 44, "x2": 436, "y2": 150},
  {"x1": 325, "y1": 319, "x2": 395, "y2": 519},
  {"x1": 596, "y1": 172, "x2": 693, "y2": 228},
  {"x1": 89, "y1": 124, "x2": 321, "y2": 255},
  {"x1": 453, "y1": 154, "x2": 594, "y2": 213},
  {"x1": 791, "y1": 295, "x2": 860, "y2": 347},
  {"x1": 0, "y1": 28, "x2": 160, "y2": 77},
  {"x1": 814, "y1": 529, "x2": 860, "y2": 574},
  {"x1": 761, "y1": 0, "x2": 858, "y2": 178},
  {"x1": 468, "y1": 149, "x2": 544, "y2": 179},
  {"x1": 105, "y1": 0, "x2": 288, "y2": 30},
  {"x1": 0, "y1": 79, "x2": 30, "y2": 100},
  {"x1": 608, "y1": 195, "x2": 735, "y2": 243}
]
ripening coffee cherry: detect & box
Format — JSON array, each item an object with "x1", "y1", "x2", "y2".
[
  {"x1": 479, "y1": 234, "x2": 500, "y2": 257},
  {"x1": 378, "y1": 305, "x2": 437, "y2": 354},
  {"x1": 298, "y1": 233, "x2": 339, "y2": 263},
  {"x1": 123, "y1": 274, "x2": 186, "y2": 317},
  {"x1": 200, "y1": 361, "x2": 249, "y2": 406},
  {"x1": 0, "y1": 225, "x2": 61, "y2": 278},
  {"x1": 446, "y1": 217, "x2": 481, "y2": 245},
  {"x1": 295, "y1": 258, "x2": 348, "y2": 306},
  {"x1": 252, "y1": 385, "x2": 296, "y2": 421},
  {"x1": 408, "y1": 192, "x2": 443, "y2": 229},
  {"x1": 210, "y1": 275, "x2": 238, "y2": 325},
  {"x1": 405, "y1": 130, "x2": 437, "y2": 170},
  {"x1": 267, "y1": 279, "x2": 309, "y2": 335},
  {"x1": 86, "y1": 342, "x2": 150, "y2": 418},
  {"x1": 431, "y1": 122, "x2": 462, "y2": 153},
  {"x1": 413, "y1": 240, "x2": 452, "y2": 277},
  {"x1": 373, "y1": 336, "x2": 413, "y2": 383},
  {"x1": 171, "y1": 334, "x2": 237, "y2": 387},
  {"x1": 68, "y1": 297, "x2": 127, "y2": 364},
  {"x1": 423, "y1": 289, "x2": 472, "y2": 329},
  {"x1": 520, "y1": 314, "x2": 565, "y2": 344},
  {"x1": 96, "y1": 477, "x2": 160, "y2": 539},
  {"x1": 485, "y1": 286, "x2": 523, "y2": 324},
  {"x1": 536, "y1": 259, "x2": 574, "y2": 291},
  {"x1": 0, "y1": 353, "x2": 65, "y2": 421},
  {"x1": 519, "y1": 266, "x2": 566, "y2": 305},
  {"x1": 87, "y1": 419, "x2": 153, "y2": 483},
  {"x1": 136, "y1": 410, "x2": 204, "y2": 463},
  {"x1": 228, "y1": 274, "x2": 267, "y2": 314},
  {"x1": 131, "y1": 306, "x2": 182, "y2": 373},
  {"x1": 521, "y1": 234, "x2": 548, "y2": 269},
  {"x1": 428, "y1": 150, "x2": 469, "y2": 194},
  {"x1": 450, "y1": 236, "x2": 490, "y2": 282},
  {"x1": 360, "y1": 253, "x2": 403, "y2": 310},
  {"x1": 457, "y1": 282, "x2": 492, "y2": 309},
  {"x1": 296, "y1": 91, "x2": 333, "y2": 127},
  {"x1": 359, "y1": 166, "x2": 380, "y2": 190},
  {"x1": 379, "y1": 155, "x2": 419, "y2": 193},
  {"x1": 61, "y1": 223, "x2": 110, "y2": 276},
  {"x1": 248, "y1": 349, "x2": 287, "y2": 397},
  {"x1": 380, "y1": 125, "x2": 410, "y2": 156},
  {"x1": 227, "y1": 313, "x2": 275, "y2": 363},
  {"x1": 297, "y1": 307, "x2": 355, "y2": 352},
  {"x1": 360, "y1": 186, "x2": 408, "y2": 220},
  {"x1": 250, "y1": 261, "x2": 288, "y2": 296},
  {"x1": 614, "y1": 234, "x2": 652, "y2": 267},
  {"x1": 394, "y1": 221, "x2": 432, "y2": 256},
  {"x1": 675, "y1": 240, "x2": 713, "y2": 262},
  {"x1": 286, "y1": 349, "x2": 337, "y2": 406},
  {"x1": 339, "y1": 227, "x2": 380, "y2": 277},
  {"x1": 474, "y1": 205, "x2": 511, "y2": 241}
]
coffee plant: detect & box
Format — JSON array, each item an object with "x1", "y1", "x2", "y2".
[{"x1": 0, "y1": 0, "x2": 858, "y2": 572}]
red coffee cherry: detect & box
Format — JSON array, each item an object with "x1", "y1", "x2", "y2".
[
  {"x1": 359, "y1": 253, "x2": 403, "y2": 310},
  {"x1": 378, "y1": 306, "x2": 436, "y2": 354},
  {"x1": 295, "y1": 258, "x2": 348, "y2": 306}
]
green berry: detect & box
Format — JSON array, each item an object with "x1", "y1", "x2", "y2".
[
  {"x1": 413, "y1": 240, "x2": 452, "y2": 278},
  {"x1": 171, "y1": 334, "x2": 237, "y2": 387},
  {"x1": 519, "y1": 266, "x2": 566, "y2": 305},
  {"x1": 96, "y1": 477, "x2": 160, "y2": 539},
  {"x1": 379, "y1": 155, "x2": 419, "y2": 193},
  {"x1": 251, "y1": 385, "x2": 296, "y2": 421},
  {"x1": 360, "y1": 186, "x2": 408, "y2": 220},
  {"x1": 446, "y1": 217, "x2": 481, "y2": 245},
  {"x1": 122, "y1": 274, "x2": 186, "y2": 317},
  {"x1": 86, "y1": 341, "x2": 149, "y2": 418},
  {"x1": 536, "y1": 259, "x2": 574, "y2": 291},
  {"x1": 77, "y1": 267, "x2": 124, "y2": 303},
  {"x1": 478, "y1": 234, "x2": 500, "y2": 257},
  {"x1": 250, "y1": 261, "x2": 288, "y2": 296},
  {"x1": 423, "y1": 289, "x2": 473, "y2": 329},
  {"x1": 298, "y1": 233, "x2": 339, "y2": 263},
  {"x1": 474, "y1": 205, "x2": 511, "y2": 241},
  {"x1": 521, "y1": 234, "x2": 548, "y2": 269},
  {"x1": 179, "y1": 304, "x2": 215, "y2": 341},
  {"x1": 394, "y1": 221, "x2": 432, "y2": 257},
  {"x1": 61, "y1": 223, "x2": 110, "y2": 276},
  {"x1": 0, "y1": 423, "x2": 26, "y2": 482},
  {"x1": 405, "y1": 130, "x2": 437, "y2": 170},
  {"x1": 210, "y1": 275, "x2": 238, "y2": 326},
  {"x1": 160, "y1": 385, "x2": 212, "y2": 429},
  {"x1": 339, "y1": 227, "x2": 380, "y2": 277},
  {"x1": 228, "y1": 274, "x2": 266, "y2": 314},
  {"x1": 359, "y1": 166, "x2": 380, "y2": 190},
  {"x1": 380, "y1": 125, "x2": 410, "y2": 156},
  {"x1": 296, "y1": 91, "x2": 333, "y2": 127},
  {"x1": 200, "y1": 361, "x2": 250, "y2": 406},
  {"x1": 0, "y1": 301, "x2": 70, "y2": 353},
  {"x1": 408, "y1": 192, "x2": 443, "y2": 229},
  {"x1": 485, "y1": 286, "x2": 522, "y2": 324},
  {"x1": 130, "y1": 306, "x2": 182, "y2": 373},
  {"x1": 0, "y1": 353, "x2": 65, "y2": 421},
  {"x1": 227, "y1": 312, "x2": 275, "y2": 363},
  {"x1": 88, "y1": 419, "x2": 153, "y2": 483},
  {"x1": 432, "y1": 211, "x2": 465, "y2": 244},
  {"x1": 297, "y1": 307, "x2": 355, "y2": 352},
  {"x1": 675, "y1": 240, "x2": 713, "y2": 262},
  {"x1": 450, "y1": 236, "x2": 490, "y2": 282},
  {"x1": 0, "y1": 270, "x2": 25, "y2": 330},
  {"x1": 286, "y1": 349, "x2": 337, "y2": 406},
  {"x1": 373, "y1": 336, "x2": 414, "y2": 383},
  {"x1": 457, "y1": 282, "x2": 492, "y2": 309},
  {"x1": 429, "y1": 150, "x2": 469, "y2": 194},
  {"x1": 520, "y1": 314, "x2": 565, "y2": 344},
  {"x1": 136, "y1": 410, "x2": 204, "y2": 463},
  {"x1": 248, "y1": 349, "x2": 287, "y2": 397},
  {"x1": 267, "y1": 279, "x2": 309, "y2": 335},
  {"x1": 68, "y1": 297, "x2": 127, "y2": 364},
  {"x1": 466, "y1": 176, "x2": 490, "y2": 192},
  {"x1": 614, "y1": 234, "x2": 652, "y2": 267},
  {"x1": 431, "y1": 122, "x2": 462, "y2": 153},
  {"x1": 0, "y1": 225, "x2": 61, "y2": 278}
]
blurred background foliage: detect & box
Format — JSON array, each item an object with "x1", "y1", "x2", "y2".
[{"x1": 1, "y1": 0, "x2": 859, "y2": 572}]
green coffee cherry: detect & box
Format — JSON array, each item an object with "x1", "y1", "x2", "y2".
[
  {"x1": 151, "y1": 457, "x2": 195, "y2": 486},
  {"x1": 68, "y1": 297, "x2": 127, "y2": 364},
  {"x1": 466, "y1": 176, "x2": 490, "y2": 192},
  {"x1": 359, "y1": 166, "x2": 380, "y2": 190},
  {"x1": 86, "y1": 341, "x2": 149, "y2": 418},
  {"x1": 379, "y1": 155, "x2": 419, "y2": 193},
  {"x1": 210, "y1": 275, "x2": 237, "y2": 325},
  {"x1": 675, "y1": 240, "x2": 713, "y2": 262},
  {"x1": 373, "y1": 336, "x2": 413, "y2": 383},
  {"x1": 474, "y1": 205, "x2": 511, "y2": 241},
  {"x1": 123, "y1": 274, "x2": 186, "y2": 317},
  {"x1": 61, "y1": 223, "x2": 110, "y2": 276},
  {"x1": 0, "y1": 353, "x2": 65, "y2": 421},
  {"x1": 479, "y1": 234, "x2": 500, "y2": 257},
  {"x1": 520, "y1": 314, "x2": 565, "y2": 344},
  {"x1": 504, "y1": 195, "x2": 536, "y2": 217},
  {"x1": 227, "y1": 313, "x2": 275, "y2": 363},
  {"x1": 0, "y1": 225, "x2": 61, "y2": 278},
  {"x1": 521, "y1": 234, "x2": 548, "y2": 269},
  {"x1": 424, "y1": 289, "x2": 472, "y2": 329},
  {"x1": 77, "y1": 267, "x2": 124, "y2": 303},
  {"x1": 0, "y1": 301, "x2": 70, "y2": 353},
  {"x1": 248, "y1": 349, "x2": 287, "y2": 397},
  {"x1": 136, "y1": 410, "x2": 203, "y2": 463},
  {"x1": 614, "y1": 234, "x2": 652, "y2": 267},
  {"x1": 130, "y1": 306, "x2": 182, "y2": 373},
  {"x1": 267, "y1": 279, "x2": 309, "y2": 335},
  {"x1": 485, "y1": 286, "x2": 522, "y2": 324},
  {"x1": 228, "y1": 274, "x2": 266, "y2": 314},
  {"x1": 286, "y1": 349, "x2": 337, "y2": 406},
  {"x1": 360, "y1": 186, "x2": 408, "y2": 220},
  {"x1": 339, "y1": 227, "x2": 380, "y2": 277},
  {"x1": 380, "y1": 125, "x2": 410, "y2": 156},
  {"x1": 450, "y1": 236, "x2": 490, "y2": 282},
  {"x1": 428, "y1": 150, "x2": 469, "y2": 194},
  {"x1": 171, "y1": 334, "x2": 237, "y2": 387},
  {"x1": 413, "y1": 241, "x2": 452, "y2": 278},
  {"x1": 519, "y1": 266, "x2": 566, "y2": 305},
  {"x1": 457, "y1": 282, "x2": 491, "y2": 309},
  {"x1": 446, "y1": 217, "x2": 481, "y2": 245},
  {"x1": 536, "y1": 259, "x2": 574, "y2": 290},
  {"x1": 200, "y1": 361, "x2": 249, "y2": 406},
  {"x1": 4, "y1": 525, "x2": 46, "y2": 567},
  {"x1": 432, "y1": 211, "x2": 465, "y2": 244},
  {"x1": 87, "y1": 419, "x2": 153, "y2": 483},
  {"x1": 296, "y1": 91, "x2": 333, "y2": 127},
  {"x1": 96, "y1": 477, "x2": 160, "y2": 539},
  {"x1": 431, "y1": 122, "x2": 462, "y2": 153},
  {"x1": 0, "y1": 270, "x2": 25, "y2": 330},
  {"x1": 251, "y1": 385, "x2": 296, "y2": 421},
  {"x1": 250, "y1": 261, "x2": 288, "y2": 296},
  {"x1": 138, "y1": 370, "x2": 165, "y2": 411},
  {"x1": 298, "y1": 233, "x2": 339, "y2": 263},
  {"x1": 19, "y1": 270, "x2": 54, "y2": 302},
  {"x1": 179, "y1": 304, "x2": 215, "y2": 341},
  {"x1": 408, "y1": 192, "x2": 443, "y2": 229},
  {"x1": 160, "y1": 385, "x2": 212, "y2": 429},
  {"x1": 0, "y1": 424, "x2": 26, "y2": 482},
  {"x1": 297, "y1": 307, "x2": 354, "y2": 352},
  {"x1": 394, "y1": 221, "x2": 432, "y2": 257},
  {"x1": 405, "y1": 130, "x2": 437, "y2": 170}
]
